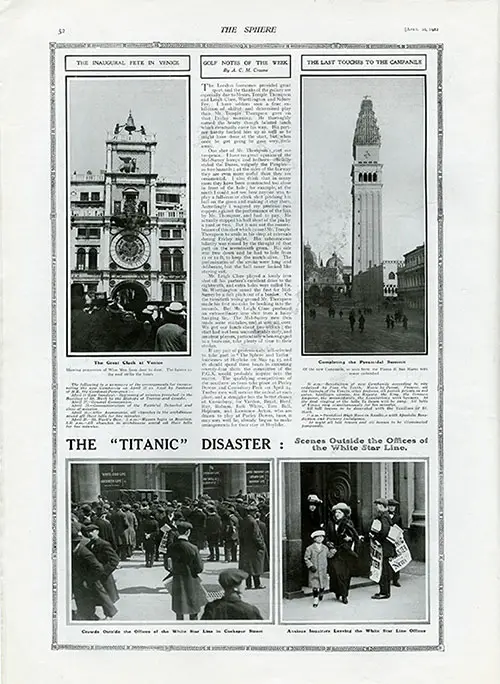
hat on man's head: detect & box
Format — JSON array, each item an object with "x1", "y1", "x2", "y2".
[
  {"x1": 167, "y1": 302, "x2": 186, "y2": 316},
  {"x1": 218, "y1": 568, "x2": 248, "y2": 590},
  {"x1": 176, "y1": 521, "x2": 193, "y2": 535},
  {"x1": 374, "y1": 497, "x2": 389, "y2": 507},
  {"x1": 311, "y1": 529, "x2": 325, "y2": 539},
  {"x1": 307, "y1": 494, "x2": 323, "y2": 504},
  {"x1": 332, "y1": 502, "x2": 351, "y2": 516},
  {"x1": 84, "y1": 524, "x2": 99, "y2": 533},
  {"x1": 388, "y1": 498, "x2": 399, "y2": 506}
]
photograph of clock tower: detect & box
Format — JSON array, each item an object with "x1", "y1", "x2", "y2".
[{"x1": 68, "y1": 78, "x2": 189, "y2": 354}]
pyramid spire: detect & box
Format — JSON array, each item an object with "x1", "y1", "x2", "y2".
[
  {"x1": 125, "y1": 110, "x2": 136, "y2": 134},
  {"x1": 353, "y1": 97, "x2": 381, "y2": 146}
]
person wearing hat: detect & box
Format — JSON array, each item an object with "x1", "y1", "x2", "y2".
[
  {"x1": 154, "y1": 302, "x2": 187, "y2": 352},
  {"x1": 143, "y1": 512, "x2": 160, "y2": 568},
  {"x1": 122, "y1": 503, "x2": 138, "y2": 559},
  {"x1": 304, "y1": 530, "x2": 331, "y2": 607},
  {"x1": 201, "y1": 569, "x2": 263, "y2": 620},
  {"x1": 326, "y1": 503, "x2": 359, "y2": 604},
  {"x1": 205, "y1": 505, "x2": 223, "y2": 562},
  {"x1": 85, "y1": 525, "x2": 120, "y2": 618},
  {"x1": 388, "y1": 499, "x2": 403, "y2": 587},
  {"x1": 93, "y1": 507, "x2": 117, "y2": 550},
  {"x1": 109, "y1": 503, "x2": 130, "y2": 562},
  {"x1": 238, "y1": 506, "x2": 266, "y2": 590},
  {"x1": 165, "y1": 521, "x2": 208, "y2": 620},
  {"x1": 303, "y1": 494, "x2": 324, "y2": 545},
  {"x1": 71, "y1": 527, "x2": 107, "y2": 620},
  {"x1": 370, "y1": 498, "x2": 395, "y2": 599}
]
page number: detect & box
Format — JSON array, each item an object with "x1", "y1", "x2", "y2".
[{"x1": 58, "y1": 28, "x2": 65, "y2": 34}]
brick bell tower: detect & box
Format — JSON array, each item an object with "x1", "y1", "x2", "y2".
[{"x1": 351, "y1": 97, "x2": 383, "y2": 286}]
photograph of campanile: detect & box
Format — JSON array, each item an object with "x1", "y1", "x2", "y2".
[
  {"x1": 302, "y1": 77, "x2": 426, "y2": 354},
  {"x1": 67, "y1": 78, "x2": 189, "y2": 354}
]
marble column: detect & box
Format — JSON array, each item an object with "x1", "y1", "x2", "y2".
[
  {"x1": 225, "y1": 464, "x2": 246, "y2": 496},
  {"x1": 409, "y1": 461, "x2": 426, "y2": 561},
  {"x1": 72, "y1": 464, "x2": 100, "y2": 502}
]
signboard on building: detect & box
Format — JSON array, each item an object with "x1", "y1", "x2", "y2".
[
  {"x1": 202, "y1": 465, "x2": 224, "y2": 499},
  {"x1": 246, "y1": 463, "x2": 270, "y2": 493},
  {"x1": 99, "y1": 464, "x2": 132, "y2": 494}
]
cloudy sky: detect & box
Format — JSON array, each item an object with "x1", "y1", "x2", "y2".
[
  {"x1": 303, "y1": 76, "x2": 425, "y2": 264},
  {"x1": 68, "y1": 77, "x2": 188, "y2": 180}
]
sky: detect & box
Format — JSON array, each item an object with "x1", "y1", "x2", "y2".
[
  {"x1": 303, "y1": 76, "x2": 425, "y2": 265},
  {"x1": 68, "y1": 78, "x2": 188, "y2": 181}
]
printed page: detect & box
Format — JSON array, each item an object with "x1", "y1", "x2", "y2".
[{"x1": 1, "y1": 1, "x2": 498, "y2": 682}]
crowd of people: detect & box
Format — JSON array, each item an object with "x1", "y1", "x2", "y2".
[
  {"x1": 71, "y1": 492, "x2": 270, "y2": 621},
  {"x1": 70, "y1": 285, "x2": 188, "y2": 352},
  {"x1": 308, "y1": 305, "x2": 409, "y2": 333},
  {"x1": 303, "y1": 494, "x2": 404, "y2": 608}
]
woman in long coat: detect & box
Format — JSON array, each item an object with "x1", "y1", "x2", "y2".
[
  {"x1": 166, "y1": 521, "x2": 208, "y2": 620},
  {"x1": 326, "y1": 503, "x2": 359, "y2": 604},
  {"x1": 238, "y1": 506, "x2": 265, "y2": 589}
]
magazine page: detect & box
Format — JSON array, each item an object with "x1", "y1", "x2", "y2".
[{"x1": 2, "y1": 0, "x2": 498, "y2": 682}]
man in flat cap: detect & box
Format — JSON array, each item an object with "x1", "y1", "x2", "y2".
[
  {"x1": 388, "y1": 499, "x2": 403, "y2": 587},
  {"x1": 165, "y1": 521, "x2": 208, "y2": 620},
  {"x1": 201, "y1": 569, "x2": 263, "y2": 620},
  {"x1": 370, "y1": 498, "x2": 395, "y2": 599}
]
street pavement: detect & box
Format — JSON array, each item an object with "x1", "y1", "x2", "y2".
[
  {"x1": 97, "y1": 549, "x2": 270, "y2": 622},
  {"x1": 304, "y1": 306, "x2": 425, "y2": 354},
  {"x1": 282, "y1": 562, "x2": 426, "y2": 623}
]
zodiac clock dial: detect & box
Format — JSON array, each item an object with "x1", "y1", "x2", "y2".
[{"x1": 110, "y1": 231, "x2": 151, "y2": 270}]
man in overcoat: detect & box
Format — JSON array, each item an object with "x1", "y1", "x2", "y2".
[
  {"x1": 370, "y1": 498, "x2": 395, "y2": 599},
  {"x1": 85, "y1": 524, "x2": 120, "y2": 617},
  {"x1": 388, "y1": 498, "x2": 403, "y2": 587},
  {"x1": 238, "y1": 506, "x2": 266, "y2": 590},
  {"x1": 165, "y1": 521, "x2": 208, "y2": 620},
  {"x1": 71, "y1": 529, "x2": 116, "y2": 620}
]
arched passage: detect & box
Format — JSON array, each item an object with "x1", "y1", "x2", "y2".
[{"x1": 111, "y1": 281, "x2": 148, "y2": 313}]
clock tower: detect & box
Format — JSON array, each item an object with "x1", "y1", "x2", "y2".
[{"x1": 351, "y1": 97, "x2": 383, "y2": 278}]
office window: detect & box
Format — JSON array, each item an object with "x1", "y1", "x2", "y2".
[
  {"x1": 90, "y1": 192, "x2": 100, "y2": 201},
  {"x1": 172, "y1": 229, "x2": 182, "y2": 239},
  {"x1": 80, "y1": 192, "x2": 89, "y2": 201}
]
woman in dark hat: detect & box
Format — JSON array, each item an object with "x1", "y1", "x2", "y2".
[
  {"x1": 326, "y1": 503, "x2": 359, "y2": 604},
  {"x1": 165, "y1": 521, "x2": 208, "y2": 620}
]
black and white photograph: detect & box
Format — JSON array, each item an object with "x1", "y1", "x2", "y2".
[
  {"x1": 281, "y1": 460, "x2": 427, "y2": 622},
  {"x1": 302, "y1": 76, "x2": 427, "y2": 354},
  {"x1": 69, "y1": 461, "x2": 271, "y2": 622},
  {"x1": 68, "y1": 77, "x2": 190, "y2": 354}
]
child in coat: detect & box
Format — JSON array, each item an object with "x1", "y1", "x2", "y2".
[{"x1": 304, "y1": 530, "x2": 330, "y2": 607}]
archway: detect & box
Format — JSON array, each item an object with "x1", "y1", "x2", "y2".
[
  {"x1": 322, "y1": 286, "x2": 335, "y2": 306},
  {"x1": 111, "y1": 281, "x2": 148, "y2": 314}
]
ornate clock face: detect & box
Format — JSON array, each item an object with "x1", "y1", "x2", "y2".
[
  {"x1": 110, "y1": 232, "x2": 151, "y2": 270},
  {"x1": 363, "y1": 150, "x2": 371, "y2": 159}
]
